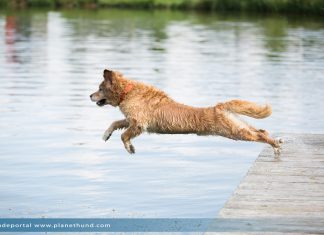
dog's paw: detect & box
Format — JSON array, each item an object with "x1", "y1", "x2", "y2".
[
  {"x1": 274, "y1": 146, "x2": 281, "y2": 156},
  {"x1": 274, "y1": 137, "x2": 284, "y2": 148},
  {"x1": 125, "y1": 144, "x2": 135, "y2": 154},
  {"x1": 102, "y1": 130, "x2": 112, "y2": 142},
  {"x1": 273, "y1": 137, "x2": 284, "y2": 156},
  {"x1": 276, "y1": 137, "x2": 284, "y2": 144}
]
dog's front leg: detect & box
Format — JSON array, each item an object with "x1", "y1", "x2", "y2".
[
  {"x1": 121, "y1": 120, "x2": 143, "y2": 154},
  {"x1": 103, "y1": 119, "x2": 129, "y2": 141}
]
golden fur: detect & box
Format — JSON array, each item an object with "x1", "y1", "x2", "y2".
[{"x1": 90, "y1": 69, "x2": 282, "y2": 154}]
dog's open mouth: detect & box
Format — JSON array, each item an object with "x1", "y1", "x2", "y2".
[{"x1": 96, "y1": 99, "x2": 106, "y2": 106}]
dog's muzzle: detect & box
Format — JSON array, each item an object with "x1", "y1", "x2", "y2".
[{"x1": 90, "y1": 94, "x2": 106, "y2": 106}]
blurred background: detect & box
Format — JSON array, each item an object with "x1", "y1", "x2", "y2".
[{"x1": 0, "y1": 1, "x2": 324, "y2": 218}]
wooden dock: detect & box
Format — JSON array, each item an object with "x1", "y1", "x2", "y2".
[{"x1": 209, "y1": 134, "x2": 324, "y2": 234}]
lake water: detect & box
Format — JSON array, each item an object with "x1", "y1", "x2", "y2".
[{"x1": 0, "y1": 9, "x2": 324, "y2": 218}]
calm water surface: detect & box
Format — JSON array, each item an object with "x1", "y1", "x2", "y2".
[{"x1": 0, "y1": 9, "x2": 324, "y2": 218}]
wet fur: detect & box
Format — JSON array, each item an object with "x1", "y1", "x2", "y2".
[{"x1": 90, "y1": 69, "x2": 282, "y2": 154}]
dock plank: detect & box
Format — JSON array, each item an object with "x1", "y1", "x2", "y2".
[{"x1": 214, "y1": 134, "x2": 324, "y2": 233}]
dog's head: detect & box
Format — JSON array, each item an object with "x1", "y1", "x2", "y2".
[{"x1": 90, "y1": 69, "x2": 122, "y2": 107}]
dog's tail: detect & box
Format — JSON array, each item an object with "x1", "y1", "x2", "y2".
[{"x1": 220, "y1": 100, "x2": 272, "y2": 119}]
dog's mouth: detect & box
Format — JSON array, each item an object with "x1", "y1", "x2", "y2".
[{"x1": 96, "y1": 99, "x2": 107, "y2": 106}]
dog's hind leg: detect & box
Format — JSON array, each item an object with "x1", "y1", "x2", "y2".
[
  {"x1": 239, "y1": 128, "x2": 283, "y2": 155},
  {"x1": 257, "y1": 131, "x2": 283, "y2": 156},
  {"x1": 103, "y1": 119, "x2": 129, "y2": 141},
  {"x1": 121, "y1": 120, "x2": 143, "y2": 154}
]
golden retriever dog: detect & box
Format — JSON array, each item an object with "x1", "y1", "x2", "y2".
[{"x1": 90, "y1": 69, "x2": 283, "y2": 154}]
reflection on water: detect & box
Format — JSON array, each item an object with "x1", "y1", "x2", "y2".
[{"x1": 0, "y1": 9, "x2": 323, "y2": 218}]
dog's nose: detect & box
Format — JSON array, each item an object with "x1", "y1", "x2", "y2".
[{"x1": 90, "y1": 94, "x2": 93, "y2": 98}]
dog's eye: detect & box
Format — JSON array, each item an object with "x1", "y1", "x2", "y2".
[{"x1": 99, "y1": 88, "x2": 103, "y2": 91}]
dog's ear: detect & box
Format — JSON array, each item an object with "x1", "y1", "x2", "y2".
[{"x1": 103, "y1": 69, "x2": 113, "y2": 85}]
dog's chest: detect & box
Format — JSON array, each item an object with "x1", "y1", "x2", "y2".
[{"x1": 119, "y1": 103, "x2": 149, "y2": 120}]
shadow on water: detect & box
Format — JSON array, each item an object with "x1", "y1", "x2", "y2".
[{"x1": 0, "y1": 8, "x2": 324, "y2": 218}]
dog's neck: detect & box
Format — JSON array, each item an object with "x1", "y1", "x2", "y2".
[{"x1": 118, "y1": 83, "x2": 134, "y2": 105}]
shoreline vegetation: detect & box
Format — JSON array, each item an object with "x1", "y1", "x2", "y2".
[{"x1": 1, "y1": 0, "x2": 324, "y2": 15}]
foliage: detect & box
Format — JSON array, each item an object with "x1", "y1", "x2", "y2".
[{"x1": 1, "y1": 0, "x2": 324, "y2": 15}]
